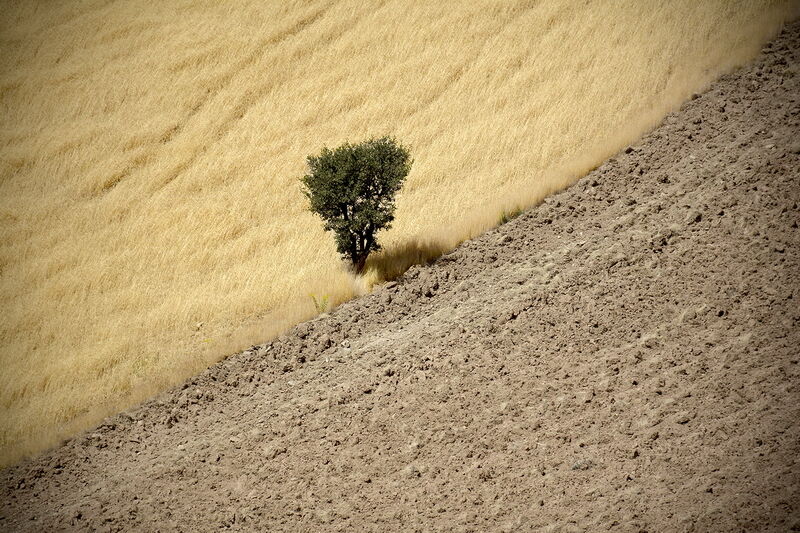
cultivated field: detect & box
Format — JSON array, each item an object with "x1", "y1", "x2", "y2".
[{"x1": 0, "y1": 0, "x2": 795, "y2": 466}]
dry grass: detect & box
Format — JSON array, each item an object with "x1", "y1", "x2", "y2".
[{"x1": 0, "y1": 0, "x2": 795, "y2": 467}]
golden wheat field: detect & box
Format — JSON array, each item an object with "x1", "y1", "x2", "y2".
[{"x1": 0, "y1": 0, "x2": 796, "y2": 467}]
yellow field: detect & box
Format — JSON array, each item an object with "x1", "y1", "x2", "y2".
[{"x1": 0, "y1": 0, "x2": 795, "y2": 466}]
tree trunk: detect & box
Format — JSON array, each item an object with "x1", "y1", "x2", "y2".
[{"x1": 354, "y1": 254, "x2": 367, "y2": 275}]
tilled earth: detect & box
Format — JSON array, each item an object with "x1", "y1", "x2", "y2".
[{"x1": 3, "y1": 21, "x2": 800, "y2": 533}]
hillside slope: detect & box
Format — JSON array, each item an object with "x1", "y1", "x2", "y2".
[
  {"x1": 1, "y1": 1, "x2": 796, "y2": 465},
  {"x1": 2, "y1": 20, "x2": 799, "y2": 533}
]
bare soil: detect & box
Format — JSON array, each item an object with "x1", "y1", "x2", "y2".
[{"x1": 3, "y1": 21, "x2": 800, "y2": 533}]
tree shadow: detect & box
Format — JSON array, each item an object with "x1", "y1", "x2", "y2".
[{"x1": 363, "y1": 237, "x2": 451, "y2": 282}]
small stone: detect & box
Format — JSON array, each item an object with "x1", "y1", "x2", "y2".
[
  {"x1": 571, "y1": 459, "x2": 594, "y2": 471},
  {"x1": 642, "y1": 334, "x2": 660, "y2": 349},
  {"x1": 405, "y1": 464, "x2": 421, "y2": 478},
  {"x1": 263, "y1": 445, "x2": 287, "y2": 459},
  {"x1": 680, "y1": 308, "x2": 697, "y2": 324},
  {"x1": 318, "y1": 334, "x2": 332, "y2": 350},
  {"x1": 686, "y1": 210, "x2": 702, "y2": 225}
]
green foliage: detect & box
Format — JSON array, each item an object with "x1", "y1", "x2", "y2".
[
  {"x1": 499, "y1": 206, "x2": 522, "y2": 225},
  {"x1": 300, "y1": 136, "x2": 412, "y2": 273},
  {"x1": 310, "y1": 293, "x2": 329, "y2": 313}
]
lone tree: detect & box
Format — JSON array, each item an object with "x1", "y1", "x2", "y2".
[{"x1": 301, "y1": 136, "x2": 411, "y2": 274}]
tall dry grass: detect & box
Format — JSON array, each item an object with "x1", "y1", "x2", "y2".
[{"x1": 0, "y1": 0, "x2": 796, "y2": 466}]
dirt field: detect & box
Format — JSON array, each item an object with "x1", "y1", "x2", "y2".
[{"x1": 2, "y1": 20, "x2": 799, "y2": 533}]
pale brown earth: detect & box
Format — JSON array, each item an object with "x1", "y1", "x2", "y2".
[{"x1": 2, "y1": 21, "x2": 800, "y2": 533}]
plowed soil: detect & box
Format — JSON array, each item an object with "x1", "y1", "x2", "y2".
[{"x1": 2, "y1": 21, "x2": 799, "y2": 533}]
